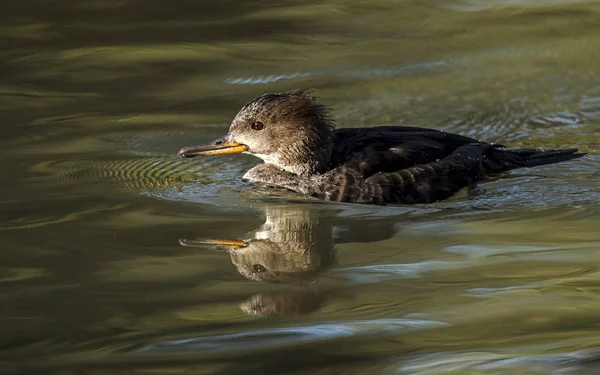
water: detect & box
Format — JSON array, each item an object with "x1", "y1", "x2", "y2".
[{"x1": 1, "y1": 0, "x2": 600, "y2": 374}]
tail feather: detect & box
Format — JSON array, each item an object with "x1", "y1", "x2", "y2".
[
  {"x1": 516, "y1": 148, "x2": 586, "y2": 167},
  {"x1": 484, "y1": 147, "x2": 586, "y2": 173}
]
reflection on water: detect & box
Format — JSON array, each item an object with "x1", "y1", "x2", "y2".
[
  {"x1": 1, "y1": 0, "x2": 600, "y2": 374},
  {"x1": 238, "y1": 291, "x2": 324, "y2": 317},
  {"x1": 181, "y1": 207, "x2": 338, "y2": 284},
  {"x1": 179, "y1": 206, "x2": 401, "y2": 316}
]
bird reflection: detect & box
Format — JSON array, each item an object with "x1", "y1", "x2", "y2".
[
  {"x1": 239, "y1": 291, "x2": 325, "y2": 317},
  {"x1": 180, "y1": 205, "x2": 398, "y2": 317},
  {"x1": 180, "y1": 207, "x2": 336, "y2": 283}
]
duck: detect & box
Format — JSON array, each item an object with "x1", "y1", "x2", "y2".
[
  {"x1": 179, "y1": 207, "x2": 336, "y2": 283},
  {"x1": 177, "y1": 89, "x2": 585, "y2": 205}
]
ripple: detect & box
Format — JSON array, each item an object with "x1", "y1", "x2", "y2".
[
  {"x1": 224, "y1": 61, "x2": 446, "y2": 85},
  {"x1": 133, "y1": 318, "x2": 448, "y2": 355},
  {"x1": 30, "y1": 158, "x2": 204, "y2": 192},
  {"x1": 335, "y1": 262, "x2": 460, "y2": 283},
  {"x1": 398, "y1": 347, "x2": 600, "y2": 375},
  {"x1": 447, "y1": 0, "x2": 595, "y2": 12}
]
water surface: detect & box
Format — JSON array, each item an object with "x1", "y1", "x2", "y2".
[{"x1": 1, "y1": 0, "x2": 600, "y2": 374}]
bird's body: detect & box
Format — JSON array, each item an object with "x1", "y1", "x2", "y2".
[{"x1": 178, "y1": 90, "x2": 585, "y2": 205}]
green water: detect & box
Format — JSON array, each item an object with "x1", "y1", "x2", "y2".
[{"x1": 2, "y1": 0, "x2": 600, "y2": 374}]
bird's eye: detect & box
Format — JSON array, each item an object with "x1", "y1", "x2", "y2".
[
  {"x1": 251, "y1": 121, "x2": 264, "y2": 131},
  {"x1": 253, "y1": 264, "x2": 267, "y2": 273}
]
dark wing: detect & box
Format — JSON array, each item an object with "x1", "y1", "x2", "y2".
[
  {"x1": 362, "y1": 143, "x2": 490, "y2": 204},
  {"x1": 331, "y1": 126, "x2": 490, "y2": 177},
  {"x1": 318, "y1": 143, "x2": 492, "y2": 204}
]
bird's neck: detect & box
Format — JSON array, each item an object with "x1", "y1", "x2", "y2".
[
  {"x1": 250, "y1": 144, "x2": 332, "y2": 176},
  {"x1": 277, "y1": 147, "x2": 332, "y2": 176}
]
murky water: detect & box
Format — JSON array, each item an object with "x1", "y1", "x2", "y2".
[{"x1": 2, "y1": 0, "x2": 600, "y2": 374}]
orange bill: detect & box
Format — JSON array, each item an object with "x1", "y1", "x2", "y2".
[
  {"x1": 177, "y1": 135, "x2": 247, "y2": 158},
  {"x1": 179, "y1": 238, "x2": 247, "y2": 250}
]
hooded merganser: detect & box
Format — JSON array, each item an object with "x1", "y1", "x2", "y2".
[
  {"x1": 178, "y1": 90, "x2": 586, "y2": 205},
  {"x1": 179, "y1": 207, "x2": 336, "y2": 283}
]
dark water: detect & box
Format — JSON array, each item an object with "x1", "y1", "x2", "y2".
[{"x1": 2, "y1": 0, "x2": 600, "y2": 374}]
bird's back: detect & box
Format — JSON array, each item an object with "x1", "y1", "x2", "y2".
[
  {"x1": 330, "y1": 126, "x2": 485, "y2": 177},
  {"x1": 322, "y1": 126, "x2": 584, "y2": 204}
]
